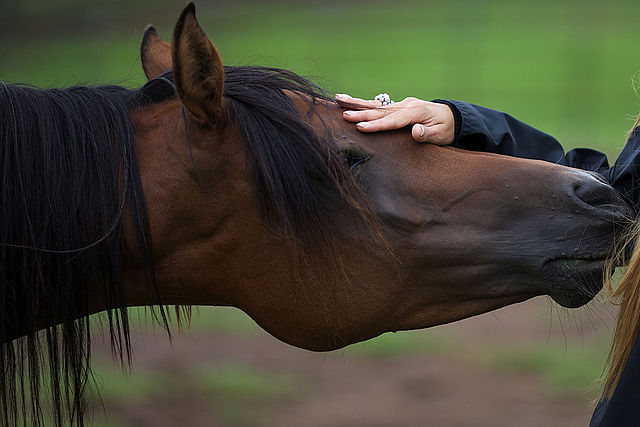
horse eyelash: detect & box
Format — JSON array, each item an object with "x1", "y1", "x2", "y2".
[{"x1": 342, "y1": 149, "x2": 371, "y2": 171}]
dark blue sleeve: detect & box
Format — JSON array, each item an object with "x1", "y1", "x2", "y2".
[
  {"x1": 434, "y1": 100, "x2": 640, "y2": 212},
  {"x1": 602, "y1": 127, "x2": 640, "y2": 214},
  {"x1": 434, "y1": 99, "x2": 610, "y2": 170}
]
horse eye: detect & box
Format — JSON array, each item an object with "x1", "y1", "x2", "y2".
[{"x1": 341, "y1": 149, "x2": 371, "y2": 171}]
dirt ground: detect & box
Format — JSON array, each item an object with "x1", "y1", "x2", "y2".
[{"x1": 92, "y1": 297, "x2": 614, "y2": 427}]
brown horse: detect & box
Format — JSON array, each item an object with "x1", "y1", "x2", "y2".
[{"x1": 0, "y1": 3, "x2": 631, "y2": 425}]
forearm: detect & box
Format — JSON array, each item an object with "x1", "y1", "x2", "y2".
[
  {"x1": 434, "y1": 100, "x2": 613, "y2": 171},
  {"x1": 433, "y1": 100, "x2": 567, "y2": 161}
]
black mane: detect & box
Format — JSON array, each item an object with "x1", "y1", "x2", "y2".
[
  {"x1": 0, "y1": 66, "x2": 371, "y2": 426},
  {"x1": 0, "y1": 81, "x2": 156, "y2": 426}
]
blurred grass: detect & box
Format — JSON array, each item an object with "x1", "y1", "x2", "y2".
[
  {"x1": 2, "y1": 0, "x2": 640, "y2": 157},
  {"x1": 483, "y1": 340, "x2": 610, "y2": 398},
  {"x1": 178, "y1": 306, "x2": 263, "y2": 335},
  {"x1": 195, "y1": 363, "x2": 304, "y2": 399},
  {"x1": 344, "y1": 329, "x2": 449, "y2": 358},
  {"x1": 92, "y1": 362, "x2": 178, "y2": 403},
  {"x1": 87, "y1": 356, "x2": 308, "y2": 426},
  {"x1": 91, "y1": 359, "x2": 303, "y2": 401}
]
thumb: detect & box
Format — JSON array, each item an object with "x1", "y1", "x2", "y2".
[
  {"x1": 412, "y1": 124, "x2": 431, "y2": 143},
  {"x1": 412, "y1": 124, "x2": 450, "y2": 145}
]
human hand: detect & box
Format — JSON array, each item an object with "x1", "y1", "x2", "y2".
[{"x1": 335, "y1": 94, "x2": 455, "y2": 145}]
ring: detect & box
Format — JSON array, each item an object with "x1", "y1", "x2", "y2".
[{"x1": 374, "y1": 93, "x2": 394, "y2": 106}]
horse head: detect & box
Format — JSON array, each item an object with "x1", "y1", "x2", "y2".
[
  {"x1": 129, "y1": 3, "x2": 632, "y2": 352},
  {"x1": 124, "y1": 4, "x2": 634, "y2": 352}
]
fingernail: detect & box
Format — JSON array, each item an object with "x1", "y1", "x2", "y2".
[
  {"x1": 336, "y1": 93, "x2": 350, "y2": 99},
  {"x1": 356, "y1": 122, "x2": 367, "y2": 129},
  {"x1": 416, "y1": 124, "x2": 425, "y2": 137},
  {"x1": 344, "y1": 111, "x2": 353, "y2": 116}
]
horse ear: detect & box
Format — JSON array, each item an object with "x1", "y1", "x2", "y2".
[
  {"x1": 172, "y1": 3, "x2": 224, "y2": 126},
  {"x1": 140, "y1": 25, "x2": 173, "y2": 80}
]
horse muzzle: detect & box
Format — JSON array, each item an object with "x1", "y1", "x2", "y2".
[{"x1": 538, "y1": 170, "x2": 633, "y2": 307}]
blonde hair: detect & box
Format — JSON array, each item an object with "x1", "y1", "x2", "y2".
[
  {"x1": 628, "y1": 114, "x2": 640, "y2": 140},
  {"x1": 601, "y1": 112, "x2": 640, "y2": 398}
]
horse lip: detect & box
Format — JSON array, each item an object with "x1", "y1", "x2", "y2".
[
  {"x1": 542, "y1": 257, "x2": 607, "y2": 308},
  {"x1": 542, "y1": 256, "x2": 608, "y2": 279},
  {"x1": 545, "y1": 253, "x2": 609, "y2": 265}
]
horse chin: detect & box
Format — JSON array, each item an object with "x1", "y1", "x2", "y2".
[{"x1": 544, "y1": 258, "x2": 606, "y2": 308}]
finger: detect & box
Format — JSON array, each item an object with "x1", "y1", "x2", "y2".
[
  {"x1": 335, "y1": 93, "x2": 381, "y2": 109},
  {"x1": 356, "y1": 111, "x2": 412, "y2": 132},
  {"x1": 343, "y1": 108, "x2": 390, "y2": 122}
]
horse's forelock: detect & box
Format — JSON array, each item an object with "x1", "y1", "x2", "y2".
[{"x1": 221, "y1": 66, "x2": 378, "y2": 253}]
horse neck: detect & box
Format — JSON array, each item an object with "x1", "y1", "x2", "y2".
[{"x1": 121, "y1": 102, "x2": 243, "y2": 308}]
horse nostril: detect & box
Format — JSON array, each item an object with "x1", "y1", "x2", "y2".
[
  {"x1": 570, "y1": 171, "x2": 633, "y2": 223},
  {"x1": 573, "y1": 172, "x2": 618, "y2": 209}
]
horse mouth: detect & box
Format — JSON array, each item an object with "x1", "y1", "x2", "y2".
[{"x1": 542, "y1": 256, "x2": 608, "y2": 308}]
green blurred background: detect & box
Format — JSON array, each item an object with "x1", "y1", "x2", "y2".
[
  {"x1": 2, "y1": 0, "x2": 640, "y2": 156},
  {"x1": 1, "y1": 0, "x2": 639, "y2": 425}
]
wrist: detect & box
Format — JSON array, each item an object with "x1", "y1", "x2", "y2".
[{"x1": 431, "y1": 99, "x2": 462, "y2": 144}]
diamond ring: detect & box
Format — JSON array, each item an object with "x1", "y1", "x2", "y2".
[{"x1": 374, "y1": 93, "x2": 394, "y2": 106}]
